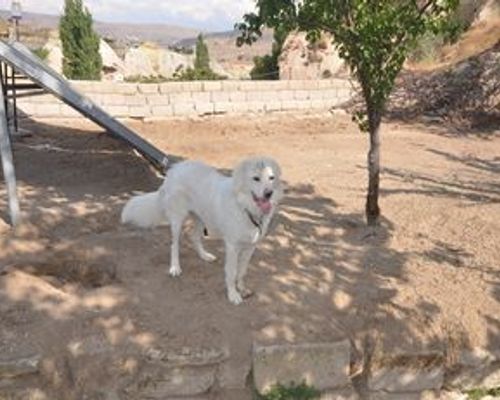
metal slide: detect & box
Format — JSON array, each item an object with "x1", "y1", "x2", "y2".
[{"x1": 0, "y1": 40, "x2": 168, "y2": 171}]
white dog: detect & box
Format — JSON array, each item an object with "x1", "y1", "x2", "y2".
[{"x1": 121, "y1": 157, "x2": 283, "y2": 305}]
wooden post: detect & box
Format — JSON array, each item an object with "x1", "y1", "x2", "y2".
[{"x1": 0, "y1": 77, "x2": 20, "y2": 226}]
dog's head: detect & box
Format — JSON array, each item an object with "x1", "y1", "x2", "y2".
[{"x1": 232, "y1": 157, "x2": 283, "y2": 215}]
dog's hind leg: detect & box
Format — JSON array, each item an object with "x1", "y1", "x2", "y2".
[
  {"x1": 167, "y1": 210, "x2": 188, "y2": 277},
  {"x1": 190, "y1": 216, "x2": 217, "y2": 263},
  {"x1": 237, "y1": 246, "x2": 255, "y2": 298},
  {"x1": 224, "y1": 242, "x2": 243, "y2": 305}
]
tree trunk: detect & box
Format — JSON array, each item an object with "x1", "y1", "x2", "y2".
[{"x1": 366, "y1": 112, "x2": 381, "y2": 226}]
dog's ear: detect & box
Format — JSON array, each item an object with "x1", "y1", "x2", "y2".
[
  {"x1": 267, "y1": 158, "x2": 282, "y2": 179},
  {"x1": 232, "y1": 159, "x2": 250, "y2": 194}
]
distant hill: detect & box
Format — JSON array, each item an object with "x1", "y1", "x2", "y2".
[
  {"x1": 0, "y1": 9, "x2": 200, "y2": 46},
  {"x1": 0, "y1": 9, "x2": 273, "y2": 77}
]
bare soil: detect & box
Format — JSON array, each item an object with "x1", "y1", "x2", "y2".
[{"x1": 1, "y1": 112, "x2": 499, "y2": 398}]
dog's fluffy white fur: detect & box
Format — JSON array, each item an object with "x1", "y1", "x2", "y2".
[{"x1": 121, "y1": 157, "x2": 283, "y2": 304}]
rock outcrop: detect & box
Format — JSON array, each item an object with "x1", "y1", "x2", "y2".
[
  {"x1": 123, "y1": 42, "x2": 194, "y2": 79},
  {"x1": 278, "y1": 31, "x2": 346, "y2": 80}
]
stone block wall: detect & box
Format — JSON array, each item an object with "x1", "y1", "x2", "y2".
[{"x1": 16, "y1": 79, "x2": 355, "y2": 119}]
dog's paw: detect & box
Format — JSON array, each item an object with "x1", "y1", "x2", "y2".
[
  {"x1": 239, "y1": 287, "x2": 254, "y2": 299},
  {"x1": 227, "y1": 290, "x2": 243, "y2": 305},
  {"x1": 200, "y1": 252, "x2": 217, "y2": 262},
  {"x1": 169, "y1": 265, "x2": 182, "y2": 277}
]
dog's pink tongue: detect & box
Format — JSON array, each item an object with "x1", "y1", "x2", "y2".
[{"x1": 257, "y1": 199, "x2": 272, "y2": 214}]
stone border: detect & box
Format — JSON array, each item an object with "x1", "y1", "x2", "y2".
[
  {"x1": 2, "y1": 343, "x2": 500, "y2": 399},
  {"x1": 16, "y1": 79, "x2": 356, "y2": 119}
]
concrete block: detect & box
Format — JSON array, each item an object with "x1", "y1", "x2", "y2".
[
  {"x1": 265, "y1": 101, "x2": 281, "y2": 112},
  {"x1": 203, "y1": 81, "x2": 222, "y2": 91},
  {"x1": 213, "y1": 102, "x2": 233, "y2": 113},
  {"x1": 137, "y1": 84, "x2": 159, "y2": 94},
  {"x1": 318, "y1": 80, "x2": 336, "y2": 89},
  {"x1": 105, "y1": 105, "x2": 129, "y2": 117},
  {"x1": 147, "y1": 94, "x2": 170, "y2": 106},
  {"x1": 124, "y1": 95, "x2": 147, "y2": 106},
  {"x1": 239, "y1": 81, "x2": 256, "y2": 91},
  {"x1": 182, "y1": 82, "x2": 203, "y2": 92},
  {"x1": 195, "y1": 102, "x2": 215, "y2": 115},
  {"x1": 159, "y1": 82, "x2": 185, "y2": 93},
  {"x1": 322, "y1": 89, "x2": 339, "y2": 101},
  {"x1": 0, "y1": 355, "x2": 40, "y2": 379},
  {"x1": 446, "y1": 362, "x2": 500, "y2": 390},
  {"x1": 222, "y1": 81, "x2": 241, "y2": 91},
  {"x1": 277, "y1": 90, "x2": 295, "y2": 101},
  {"x1": 94, "y1": 81, "x2": 118, "y2": 94},
  {"x1": 245, "y1": 102, "x2": 265, "y2": 112},
  {"x1": 231, "y1": 102, "x2": 250, "y2": 113},
  {"x1": 211, "y1": 91, "x2": 230, "y2": 102},
  {"x1": 287, "y1": 80, "x2": 309, "y2": 90},
  {"x1": 253, "y1": 340, "x2": 351, "y2": 394},
  {"x1": 228, "y1": 91, "x2": 246, "y2": 102},
  {"x1": 309, "y1": 90, "x2": 325, "y2": 100},
  {"x1": 369, "y1": 390, "x2": 466, "y2": 400},
  {"x1": 116, "y1": 83, "x2": 138, "y2": 95},
  {"x1": 151, "y1": 105, "x2": 174, "y2": 117},
  {"x1": 369, "y1": 367, "x2": 444, "y2": 393},
  {"x1": 173, "y1": 102, "x2": 195, "y2": 116},
  {"x1": 169, "y1": 92, "x2": 193, "y2": 103},
  {"x1": 321, "y1": 389, "x2": 359, "y2": 400},
  {"x1": 310, "y1": 100, "x2": 328, "y2": 109},
  {"x1": 368, "y1": 352, "x2": 445, "y2": 393},
  {"x1": 294, "y1": 90, "x2": 310, "y2": 100},
  {"x1": 134, "y1": 365, "x2": 216, "y2": 398},
  {"x1": 191, "y1": 92, "x2": 211, "y2": 103},
  {"x1": 101, "y1": 94, "x2": 128, "y2": 105},
  {"x1": 129, "y1": 105, "x2": 150, "y2": 118},
  {"x1": 338, "y1": 87, "x2": 353, "y2": 100},
  {"x1": 246, "y1": 91, "x2": 266, "y2": 101},
  {"x1": 281, "y1": 100, "x2": 302, "y2": 110}
]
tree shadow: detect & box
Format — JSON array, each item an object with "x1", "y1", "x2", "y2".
[{"x1": 380, "y1": 147, "x2": 500, "y2": 204}]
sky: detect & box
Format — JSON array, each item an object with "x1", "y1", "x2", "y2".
[{"x1": 0, "y1": 0, "x2": 256, "y2": 31}]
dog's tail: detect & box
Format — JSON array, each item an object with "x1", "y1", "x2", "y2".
[{"x1": 121, "y1": 190, "x2": 168, "y2": 228}]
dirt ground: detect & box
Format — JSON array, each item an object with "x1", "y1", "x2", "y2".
[{"x1": 1, "y1": 112, "x2": 499, "y2": 398}]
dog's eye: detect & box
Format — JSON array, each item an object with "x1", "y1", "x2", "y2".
[
  {"x1": 269, "y1": 176, "x2": 275, "y2": 181},
  {"x1": 253, "y1": 177, "x2": 261, "y2": 182}
]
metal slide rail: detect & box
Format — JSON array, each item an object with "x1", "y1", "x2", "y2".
[{"x1": 0, "y1": 40, "x2": 168, "y2": 171}]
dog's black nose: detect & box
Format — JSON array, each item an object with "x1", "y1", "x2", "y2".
[{"x1": 264, "y1": 190, "x2": 273, "y2": 200}]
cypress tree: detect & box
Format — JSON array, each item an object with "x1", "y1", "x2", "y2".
[
  {"x1": 194, "y1": 34, "x2": 210, "y2": 71},
  {"x1": 59, "y1": 0, "x2": 102, "y2": 80}
]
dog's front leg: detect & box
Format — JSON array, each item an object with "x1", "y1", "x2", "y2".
[
  {"x1": 224, "y1": 242, "x2": 242, "y2": 305},
  {"x1": 237, "y1": 246, "x2": 255, "y2": 298}
]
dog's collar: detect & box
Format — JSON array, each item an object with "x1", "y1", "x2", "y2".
[{"x1": 245, "y1": 208, "x2": 262, "y2": 235}]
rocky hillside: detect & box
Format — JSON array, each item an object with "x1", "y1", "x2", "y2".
[{"x1": 382, "y1": 0, "x2": 500, "y2": 131}]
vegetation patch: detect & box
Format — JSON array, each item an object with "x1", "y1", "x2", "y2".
[{"x1": 257, "y1": 382, "x2": 320, "y2": 400}]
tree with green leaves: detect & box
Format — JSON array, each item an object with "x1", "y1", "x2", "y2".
[
  {"x1": 59, "y1": 0, "x2": 102, "y2": 80},
  {"x1": 194, "y1": 34, "x2": 210, "y2": 71},
  {"x1": 248, "y1": 27, "x2": 289, "y2": 80},
  {"x1": 175, "y1": 33, "x2": 225, "y2": 81},
  {"x1": 237, "y1": 0, "x2": 460, "y2": 225}
]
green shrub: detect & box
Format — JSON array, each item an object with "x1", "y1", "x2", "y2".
[
  {"x1": 466, "y1": 386, "x2": 500, "y2": 400},
  {"x1": 258, "y1": 382, "x2": 320, "y2": 400},
  {"x1": 173, "y1": 67, "x2": 225, "y2": 81},
  {"x1": 124, "y1": 75, "x2": 169, "y2": 84},
  {"x1": 32, "y1": 47, "x2": 49, "y2": 61}
]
